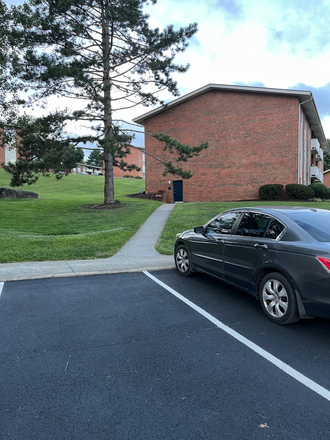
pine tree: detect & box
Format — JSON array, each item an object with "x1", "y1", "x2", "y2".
[
  {"x1": 86, "y1": 149, "x2": 104, "y2": 167},
  {"x1": 8, "y1": 0, "x2": 208, "y2": 204}
]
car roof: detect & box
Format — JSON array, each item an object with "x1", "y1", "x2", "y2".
[{"x1": 228, "y1": 206, "x2": 329, "y2": 216}]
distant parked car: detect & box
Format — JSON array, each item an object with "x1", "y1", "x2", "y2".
[{"x1": 174, "y1": 207, "x2": 330, "y2": 325}]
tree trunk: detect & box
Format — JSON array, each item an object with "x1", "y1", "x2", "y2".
[{"x1": 102, "y1": 0, "x2": 114, "y2": 205}]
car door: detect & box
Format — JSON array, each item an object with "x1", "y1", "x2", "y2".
[
  {"x1": 190, "y1": 211, "x2": 242, "y2": 279},
  {"x1": 223, "y1": 212, "x2": 284, "y2": 290}
]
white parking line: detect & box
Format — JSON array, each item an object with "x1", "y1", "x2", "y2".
[
  {"x1": 144, "y1": 270, "x2": 330, "y2": 403},
  {"x1": 0, "y1": 282, "x2": 4, "y2": 298}
]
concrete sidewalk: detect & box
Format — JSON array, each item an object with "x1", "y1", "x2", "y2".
[{"x1": 0, "y1": 204, "x2": 176, "y2": 282}]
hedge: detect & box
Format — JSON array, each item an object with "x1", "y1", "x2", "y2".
[
  {"x1": 259, "y1": 184, "x2": 284, "y2": 200},
  {"x1": 308, "y1": 183, "x2": 330, "y2": 199},
  {"x1": 285, "y1": 184, "x2": 315, "y2": 200}
]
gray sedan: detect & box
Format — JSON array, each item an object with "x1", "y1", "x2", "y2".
[{"x1": 174, "y1": 206, "x2": 330, "y2": 325}]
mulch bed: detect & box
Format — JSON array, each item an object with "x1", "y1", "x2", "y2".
[
  {"x1": 81, "y1": 203, "x2": 125, "y2": 210},
  {"x1": 125, "y1": 192, "x2": 150, "y2": 199},
  {"x1": 81, "y1": 193, "x2": 152, "y2": 209}
]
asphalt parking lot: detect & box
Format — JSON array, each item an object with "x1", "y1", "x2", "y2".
[{"x1": 1, "y1": 269, "x2": 330, "y2": 440}]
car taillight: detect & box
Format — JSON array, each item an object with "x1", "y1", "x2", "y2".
[{"x1": 317, "y1": 257, "x2": 330, "y2": 272}]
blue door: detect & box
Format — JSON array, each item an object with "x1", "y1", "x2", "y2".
[{"x1": 173, "y1": 180, "x2": 183, "y2": 202}]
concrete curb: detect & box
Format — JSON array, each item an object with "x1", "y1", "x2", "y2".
[{"x1": 1, "y1": 265, "x2": 176, "y2": 282}]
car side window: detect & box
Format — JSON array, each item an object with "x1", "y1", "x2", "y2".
[
  {"x1": 265, "y1": 219, "x2": 285, "y2": 240},
  {"x1": 236, "y1": 212, "x2": 271, "y2": 237},
  {"x1": 205, "y1": 212, "x2": 241, "y2": 234}
]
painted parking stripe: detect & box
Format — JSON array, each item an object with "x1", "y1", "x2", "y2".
[
  {"x1": 0, "y1": 282, "x2": 4, "y2": 298},
  {"x1": 143, "y1": 270, "x2": 330, "y2": 403}
]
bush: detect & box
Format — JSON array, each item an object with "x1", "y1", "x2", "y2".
[
  {"x1": 259, "y1": 184, "x2": 284, "y2": 200},
  {"x1": 135, "y1": 176, "x2": 143, "y2": 179},
  {"x1": 285, "y1": 184, "x2": 315, "y2": 200},
  {"x1": 123, "y1": 175, "x2": 130, "y2": 178},
  {"x1": 308, "y1": 183, "x2": 330, "y2": 199}
]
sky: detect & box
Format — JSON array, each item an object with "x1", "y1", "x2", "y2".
[
  {"x1": 5, "y1": 0, "x2": 330, "y2": 148},
  {"x1": 141, "y1": 0, "x2": 330, "y2": 139}
]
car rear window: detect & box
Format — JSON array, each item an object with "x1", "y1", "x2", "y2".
[
  {"x1": 286, "y1": 211, "x2": 330, "y2": 242},
  {"x1": 237, "y1": 212, "x2": 271, "y2": 237},
  {"x1": 265, "y1": 219, "x2": 285, "y2": 239}
]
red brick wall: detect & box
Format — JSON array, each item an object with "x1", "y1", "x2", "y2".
[
  {"x1": 324, "y1": 171, "x2": 330, "y2": 188},
  {"x1": 113, "y1": 147, "x2": 144, "y2": 178},
  {"x1": 0, "y1": 150, "x2": 5, "y2": 166},
  {"x1": 144, "y1": 90, "x2": 300, "y2": 202}
]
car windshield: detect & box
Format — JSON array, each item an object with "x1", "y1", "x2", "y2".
[{"x1": 286, "y1": 211, "x2": 330, "y2": 242}]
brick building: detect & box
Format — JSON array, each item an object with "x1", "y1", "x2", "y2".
[
  {"x1": 133, "y1": 84, "x2": 328, "y2": 202},
  {"x1": 70, "y1": 146, "x2": 145, "y2": 178},
  {"x1": 0, "y1": 129, "x2": 18, "y2": 168},
  {"x1": 323, "y1": 169, "x2": 330, "y2": 188},
  {"x1": 112, "y1": 146, "x2": 145, "y2": 178},
  {"x1": 71, "y1": 163, "x2": 104, "y2": 175},
  {"x1": 0, "y1": 148, "x2": 18, "y2": 167}
]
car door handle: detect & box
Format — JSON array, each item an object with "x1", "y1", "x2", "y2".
[
  {"x1": 254, "y1": 243, "x2": 268, "y2": 249},
  {"x1": 215, "y1": 238, "x2": 225, "y2": 243}
]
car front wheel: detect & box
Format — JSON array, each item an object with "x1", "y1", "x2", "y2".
[
  {"x1": 259, "y1": 273, "x2": 300, "y2": 325},
  {"x1": 175, "y1": 245, "x2": 193, "y2": 276}
]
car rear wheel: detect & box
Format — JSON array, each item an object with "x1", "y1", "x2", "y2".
[
  {"x1": 259, "y1": 273, "x2": 300, "y2": 325},
  {"x1": 175, "y1": 245, "x2": 193, "y2": 276}
]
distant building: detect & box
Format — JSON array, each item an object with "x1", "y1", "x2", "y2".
[
  {"x1": 134, "y1": 84, "x2": 328, "y2": 203},
  {"x1": 0, "y1": 147, "x2": 18, "y2": 166},
  {"x1": 71, "y1": 163, "x2": 104, "y2": 176},
  {"x1": 112, "y1": 146, "x2": 145, "y2": 178},
  {"x1": 323, "y1": 169, "x2": 330, "y2": 188},
  {"x1": 71, "y1": 146, "x2": 145, "y2": 178},
  {"x1": 0, "y1": 128, "x2": 19, "y2": 167}
]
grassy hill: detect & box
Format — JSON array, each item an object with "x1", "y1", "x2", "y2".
[{"x1": 0, "y1": 170, "x2": 160, "y2": 263}]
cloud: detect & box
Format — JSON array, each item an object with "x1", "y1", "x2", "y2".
[
  {"x1": 213, "y1": 0, "x2": 245, "y2": 20},
  {"x1": 265, "y1": 0, "x2": 330, "y2": 55},
  {"x1": 289, "y1": 82, "x2": 330, "y2": 119},
  {"x1": 234, "y1": 81, "x2": 266, "y2": 87}
]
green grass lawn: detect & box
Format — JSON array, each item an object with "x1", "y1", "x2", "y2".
[
  {"x1": 2, "y1": 168, "x2": 330, "y2": 263},
  {"x1": 0, "y1": 170, "x2": 161, "y2": 263},
  {"x1": 155, "y1": 199, "x2": 330, "y2": 255}
]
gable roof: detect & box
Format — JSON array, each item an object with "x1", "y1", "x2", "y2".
[{"x1": 133, "y1": 83, "x2": 328, "y2": 152}]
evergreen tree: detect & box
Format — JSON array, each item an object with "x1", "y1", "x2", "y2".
[
  {"x1": 7, "y1": 0, "x2": 208, "y2": 204},
  {"x1": 63, "y1": 147, "x2": 84, "y2": 170},
  {"x1": 2, "y1": 113, "x2": 85, "y2": 185},
  {"x1": 0, "y1": 1, "x2": 23, "y2": 132},
  {"x1": 86, "y1": 149, "x2": 104, "y2": 167},
  {"x1": 324, "y1": 140, "x2": 330, "y2": 172}
]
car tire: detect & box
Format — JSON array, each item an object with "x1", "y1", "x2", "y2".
[
  {"x1": 259, "y1": 272, "x2": 300, "y2": 325},
  {"x1": 175, "y1": 245, "x2": 193, "y2": 277}
]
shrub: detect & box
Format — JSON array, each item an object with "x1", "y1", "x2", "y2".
[
  {"x1": 98, "y1": 173, "x2": 103, "y2": 176},
  {"x1": 285, "y1": 184, "x2": 315, "y2": 200},
  {"x1": 259, "y1": 184, "x2": 284, "y2": 200},
  {"x1": 123, "y1": 175, "x2": 130, "y2": 178},
  {"x1": 308, "y1": 183, "x2": 330, "y2": 199},
  {"x1": 135, "y1": 176, "x2": 143, "y2": 179}
]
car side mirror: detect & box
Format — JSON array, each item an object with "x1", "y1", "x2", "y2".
[{"x1": 194, "y1": 226, "x2": 204, "y2": 234}]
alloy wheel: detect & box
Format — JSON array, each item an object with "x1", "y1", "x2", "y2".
[
  {"x1": 262, "y1": 279, "x2": 288, "y2": 318},
  {"x1": 176, "y1": 247, "x2": 190, "y2": 274}
]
